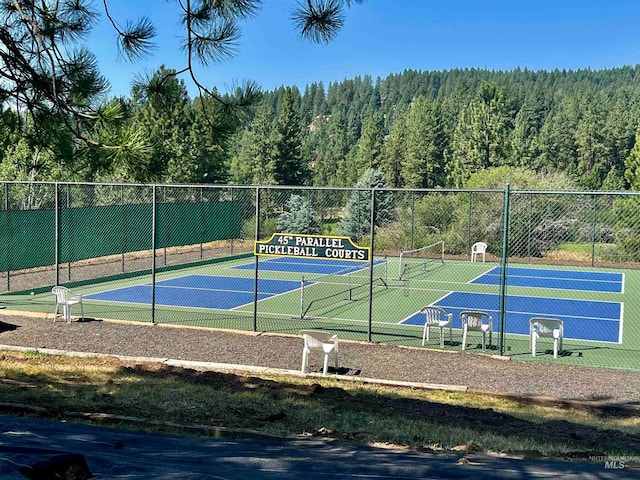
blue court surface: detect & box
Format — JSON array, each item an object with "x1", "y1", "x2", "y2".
[
  {"x1": 232, "y1": 257, "x2": 380, "y2": 275},
  {"x1": 401, "y1": 291, "x2": 623, "y2": 343},
  {"x1": 84, "y1": 275, "x2": 301, "y2": 310},
  {"x1": 472, "y1": 267, "x2": 624, "y2": 293}
]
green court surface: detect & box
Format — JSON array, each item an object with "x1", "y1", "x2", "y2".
[{"x1": 3, "y1": 255, "x2": 638, "y2": 372}]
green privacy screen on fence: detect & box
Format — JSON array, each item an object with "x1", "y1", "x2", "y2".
[
  {"x1": 0, "y1": 201, "x2": 242, "y2": 270},
  {"x1": 60, "y1": 204, "x2": 153, "y2": 263},
  {"x1": 0, "y1": 209, "x2": 56, "y2": 270},
  {"x1": 155, "y1": 201, "x2": 243, "y2": 251}
]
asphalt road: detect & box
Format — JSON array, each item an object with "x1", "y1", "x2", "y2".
[{"x1": 0, "y1": 414, "x2": 637, "y2": 479}]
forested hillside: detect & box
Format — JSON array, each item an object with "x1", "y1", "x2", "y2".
[{"x1": 4, "y1": 65, "x2": 640, "y2": 191}]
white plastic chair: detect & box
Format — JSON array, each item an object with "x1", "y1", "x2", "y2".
[
  {"x1": 471, "y1": 242, "x2": 487, "y2": 262},
  {"x1": 530, "y1": 318, "x2": 563, "y2": 359},
  {"x1": 52, "y1": 286, "x2": 84, "y2": 323},
  {"x1": 420, "y1": 306, "x2": 453, "y2": 348},
  {"x1": 300, "y1": 330, "x2": 339, "y2": 375},
  {"x1": 460, "y1": 310, "x2": 493, "y2": 352}
]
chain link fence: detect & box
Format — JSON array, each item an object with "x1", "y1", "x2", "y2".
[{"x1": 1, "y1": 182, "x2": 639, "y2": 370}]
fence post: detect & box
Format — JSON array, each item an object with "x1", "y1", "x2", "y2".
[
  {"x1": 253, "y1": 186, "x2": 261, "y2": 332},
  {"x1": 4, "y1": 183, "x2": 8, "y2": 291},
  {"x1": 591, "y1": 194, "x2": 597, "y2": 267},
  {"x1": 527, "y1": 194, "x2": 533, "y2": 263},
  {"x1": 121, "y1": 185, "x2": 125, "y2": 272},
  {"x1": 151, "y1": 185, "x2": 157, "y2": 325},
  {"x1": 55, "y1": 183, "x2": 60, "y2": 287},
  {"x1": 467, "y1": 191, "x2": 472, "y2": 260},
  {"x1": 367, "y1": 187, "x2": 377, "y2": 343},
  {"x1": 498, "y1": 184, "x2": 510, "y2": 356},
  {"x1": 410, "y1": 191, "x2": 415, "y2": 251}
]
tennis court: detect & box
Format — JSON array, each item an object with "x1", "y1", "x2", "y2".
[
  {"x1": 83, "y1": 257, "x2": 386, "y2": 315},
  {"x1": 471, "y1": 266, "x2": 624, "y2": 293},
  {"x1": 400, "y1": 264, "x2": 624, "y2": 343},
  {"x1": 65, "y1": 252, "x2": 633, "y2": 369},
  {"x1": 400, "y1": 291, "x2": 623, "y2": 343},
  {"x1": 233, "y1": 256, "x2": 384, "y2": 275},
  {"x1": 85, "y1": 275, "x2": 302, "y2": 310}
]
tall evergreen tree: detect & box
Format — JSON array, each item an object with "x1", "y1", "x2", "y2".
[
  {"x1": 402, "y1": 97, "x2": 448, "y2": 188},
  {"x1": 624, "y1": 122, "x2": 640, "y2": 190},
  {"x1": 381, "y1": 105, "x2": 408, "y2": 188},
  {"x1": 353, "y1": 112, "x2": 385, "y2": 176},
  {"x1": 129, "y1": 66, "x2": 192, "y2": 183},
  {"x1": 537, "y1": 97, "x2": 579, "y2": 173},
  {"x1": 272, "y1": 87, "x2": 308, "y2": 185},
  {"x1": 310, "y1": 111, "x2": 351, "y2": 187},
  {"x1": 452, "y1": 82, "x2": 511, "y2": 183},
  {"x1": 510, "y1": 83, "x2": 548, "y2": 167},
  {"x1": 230, "y1": 103, "x2": 276, "y2": 185},
  {"x1": 572, "y1": 99, "x2": 608, "y2": 190}
]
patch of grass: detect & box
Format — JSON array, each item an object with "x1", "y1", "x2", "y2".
[
  {"x1": 0, "y1": 350, "x2": 638, "y2": 459},
  {"x1": 557, "y1": 242, "x2": 594, "y2": 254},
  {"x1": 546, "y1": 242, "x2": 611, "y2": 262}
]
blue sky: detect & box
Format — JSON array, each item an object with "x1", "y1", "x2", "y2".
[{"x1": 88, "y1": 0, "x2": 640, "y2": 98}]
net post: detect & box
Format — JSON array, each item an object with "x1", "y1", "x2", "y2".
[{"x1": 300, "y1": 275, "x2": 305, "y2": 319}]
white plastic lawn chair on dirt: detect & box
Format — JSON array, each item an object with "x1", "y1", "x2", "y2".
[{"x1": 300, "y1": 330, "x2": 339, "y2": 376}]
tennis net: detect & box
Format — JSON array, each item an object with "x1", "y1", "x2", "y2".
[
  {"x1": 398, "y1": 240, "x2": 445, "y2": 280},
  {"x1": 300, "y1": 258, "x2": 388, "y2": 319}
]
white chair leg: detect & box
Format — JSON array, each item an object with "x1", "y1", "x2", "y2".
[
  {"x1": 481, "y1": 331, "x2": 486, "y2": 352},
  {"x1": 439, "y1": 328, "x2": 444, "y2": 348},
  {"x1": 323, "y1": 353, "x2": 329, "y2": 376},
  {"x1": 531, "y1": 335, "x2": 537, "y2": 357},
  {"x1": 462, "y1": 328, "x2": 467, "y2": 351},
  {"x1": 553, "y1": 338, "x2": 558, "y2": 359},
  {"x1": 301, "y1": 349, "x2": 308, "y2": 373},
  {"x1": 422, "y1": 325, "x2": 429, "y2": 346},
  {"x1": 448, "y1": 326, "x2": 452, "y2": 346}
]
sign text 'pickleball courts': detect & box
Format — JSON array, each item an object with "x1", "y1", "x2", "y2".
[{"x1": 254, "y1": 233, "x2": 370, "y2": 261}]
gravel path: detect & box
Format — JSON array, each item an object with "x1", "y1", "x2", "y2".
[{"x1": 1, "y1": 313, "x2": 639, "y2": 405}]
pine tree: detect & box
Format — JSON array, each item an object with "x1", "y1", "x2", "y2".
[
  {"x1": 402, "y1": 97, "x2": 448, "y2": 188},
  {"x1": 277, "y1": 195, "x2": 322, "y2": 234},
  {"x1": 130, "y1": 67, "x2": 192, "y2": 183},
  {"x1": 452, "y1": 82, "x2": 510, "y2": 184},
  {"x1": 380, "y1": 104, "x2": 408, "y2": 188},
  {"x1": 340, "y1": 168, "x2": 395, "y2": 242},
  {"x1": 0, "y1": 0, "x2": 360, "y2": 166},
  {"x1": 230, "y1": 103, "x2": 276, "y2": 185},
  {"x1": 624, "y1": 123, "x2": 640, "y2": 190},
  {"x1": 272, "y1": 87, "x2": 308, "y2": 185},
  {"x1": 353, "y1": 112, "x2": 385, "y2": 175}
]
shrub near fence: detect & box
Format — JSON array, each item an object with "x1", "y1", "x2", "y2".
[{"x1": 1, "y1": 182, "x2": 639, "y2": 371}]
